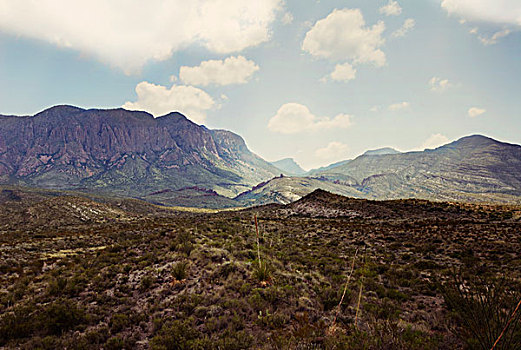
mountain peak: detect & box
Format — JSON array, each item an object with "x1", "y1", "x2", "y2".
[
  {"x1": 362, "y1": 147, "x2": 401, "y2": 157},
  {"x1": 271, "y1": 158, "x2": 306, "y2": 176},
  {"x1": 454, "y1": 134, "x2": 498, "y2": 145},
  {"x1": 35, "y1": 105, "x2": 86, "y2": 118},
  {"x1": 442, "y1": 134, "x2": 514, "y2": 151}
]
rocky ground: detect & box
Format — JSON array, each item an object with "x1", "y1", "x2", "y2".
[{"x1": 0, "y1": 188, "x2": 520, "y2": 349}]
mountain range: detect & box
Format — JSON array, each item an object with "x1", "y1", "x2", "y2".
[
  {"x1": 1, "y1": 105, "x2": 521, "y2": 207},
  {"x1": 0, "y1": 106, "x2": 280, "y2": 202}
]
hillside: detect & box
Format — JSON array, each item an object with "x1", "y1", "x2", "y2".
[
  {"x1": 319, "y1": 135, "x2": 521, "y2": 202},
  {"x1": 0, "y1": 106, "x2": 280, "y2": 201},
  {"x1": 250, "y1": 135, "x2": 521, "y2": 205}
]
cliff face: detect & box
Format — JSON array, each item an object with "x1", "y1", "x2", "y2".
[{"x1": 0, "y1": 106, "x2": 279, "y2": 197}]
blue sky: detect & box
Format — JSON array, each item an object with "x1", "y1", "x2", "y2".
[{"x1": 0, "y1": 0, "x2": 520, "y2": 169}]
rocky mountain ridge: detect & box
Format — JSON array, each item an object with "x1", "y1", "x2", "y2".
[{"x1": 0, "y1": 105, "x2": 280, "y2": 200}]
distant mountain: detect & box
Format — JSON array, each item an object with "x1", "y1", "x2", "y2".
[
  {"x1": 0, "y1": 106, "x2": 280, "y2": 202},
  {"x1": 237, "y1": 135, "x2": 521, "y2": 205},
  {"x1": 362, "y1": 147, "x2": 401, "y2": 156},
  {"x1": 311, "y1": 135, "x2": 521, "y2": 203},
  {"x1": 270, "y1": 158, "x2": 306, "y2": 176}
]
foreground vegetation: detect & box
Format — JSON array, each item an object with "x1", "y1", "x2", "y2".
[{"x1": 0, "y1": 188, "x2": 520, "y2": 349}]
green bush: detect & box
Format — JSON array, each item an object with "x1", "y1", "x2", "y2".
[
  {"x1": 110, "y1": 313, "x2": 129, "y2": 333},
  {"x1": 150, "y1": 319, "x2": 201, "y2": 350},
  {"x1": 140, "y1": 275, "x2": 155, "y2": 291},
  {"x1": 172, "y1": 261, "x2": 189, "y2": 281},
  {"x1": 252, "y1": 261, "x2": 271, "y2": 283},
  {"x1": 40, "y1": 299, "x2": 86, "y2": 336}
]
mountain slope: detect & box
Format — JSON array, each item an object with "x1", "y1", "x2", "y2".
[
  {"x1": 238, "y1": 135, "x2": 521, "y2": 206},
  {"x1": 306, "y1": 159, "x2": 352, "y2": 176},
  {"x1": 270, "y1": 158, "x2": 306, "y2": 176},
  {"x1": 316, "y1": 135, "x2": 521, "y2": 202},
  {"x1": 0, "y1": 105, "x2": 280, "y2": 201}
]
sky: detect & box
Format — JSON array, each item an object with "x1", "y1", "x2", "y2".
[{"x1": 0, "y1": 0, "x2": 520, "y2": 170}]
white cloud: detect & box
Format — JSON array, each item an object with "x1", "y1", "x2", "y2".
[
  {"x1": 388, "y1": 101, "x2": 410, "y2": 111},
  {"x1": 315, "y1": 142, "x2": 349, "y2": 160},
  {"x1": 429, "y1": 76, "x2": 452, "y2": 92},
  {"x1": 281, "y1": 12, "x2": 294, "y2": 25},
  {"x1": 179, "y1": 56, "x2": 259, "y2": 86},
  {"x1": 392, "y1": 18, "x2": 416, "y2": 38},
  {"x1": 268, "y1": 103, "x2": 352, "y2": 134},
  {"x1": 422, "y1": 134, "x2": 449, "y2": 149},
  {"x1": 468, "y1": 25, "x2": 511, "y2": 45},
  {"x1": 440, "y1": 0, "x2": 521, "y2": 26},
  {"x1": 468, "y1": 107, "x2": 486, "y2": 117},
  {"x1": 302, "y1": 8, "x2": 386, "y2": 67},
  {"x1": 329, "y1": 63, "x2": 357, "y2": 82},
  {"x1": 123, "y1": 82, "x2": 215, "y2": 124},
  {"x1": 379, "y1": 0, "x2": 402, "y2": 16},
  {"x1": 478, "y1": 29, "x2": 511, "y2": 45},
  {"x1": 0, "y1": 0, "x2": 282, "y2": 73}
]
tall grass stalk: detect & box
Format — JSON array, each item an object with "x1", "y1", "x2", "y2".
[
  {"x1": 254, "y1": 214, "x2": 261, "y2": 269},
  {"x1": 491, "y1": 298, "x2": 521, "y2": 350},
  {"x1": 355, "y1": 279, "x2": 364, "y2": 330},
  {"x1": 331, "y1": 249, "x2": 358, "y2": 330}
]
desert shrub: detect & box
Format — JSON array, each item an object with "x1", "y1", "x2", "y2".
[
  {"x1": 0, "y1": 304, "x2": 35, "y2": 344},
  {"x1": 369, "y1": 321, "x2": 439, "y2": 350},
  {"x1": 172, "y1": 261, "x2": 188, "y2": 281},
  {"x1": 439, "y1": 270, "x2": 521, "y2": 350},
  {"x1": 172, "y1": 231, "x2": 194, "y2": 257},
  {"x1": 39, "y1": 299, "x2": 86, "y2": 336},
  {"x1": 150, "y1": 319, "x2": 201, "y2": 350},
  {"x1": 364, "y1": 300, "x2": 401, "y2": 320},
  {"x1": 213, "y1": 330, "x2": 254, "y2": 349},
  {"x1": 85, "y1": 326, "x2": 110, "y2": 345},
  {"x1": 47, "y1": 277, "x2": 68, "y2": 296},
  {"x1": 252, "y1": 261, "x2": 271, "y2": 283},
  {"x1": 110, "y1": 313, "x2": 129, "y2": 333},
  {"x1": 257, "y1": 310, "x2": 289, "y2": 329},
  {"x1": 105, "y1": 336, "x2": 126, "y2": 350},
  {"x1": 140, "y1": 275, "x2": 155, "y2": 291},
  {"x1": 215, "y1": 262, "x2": 237, "y2": 280},
  {"x1": 23, "y1": 335, "x2": 61, "y2": 350}
]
